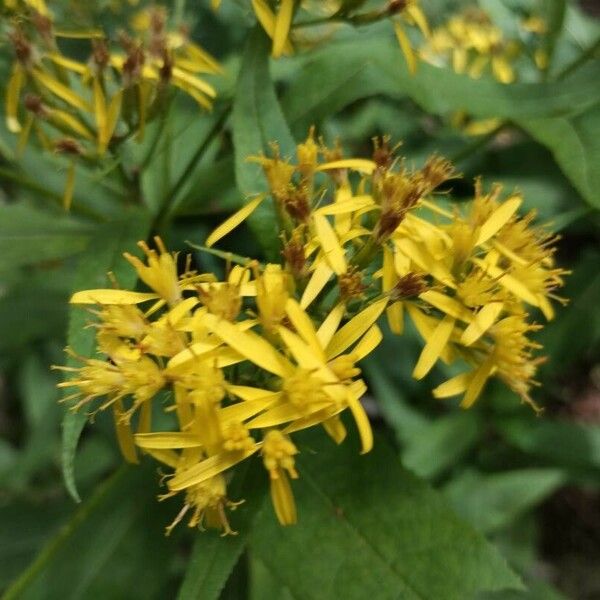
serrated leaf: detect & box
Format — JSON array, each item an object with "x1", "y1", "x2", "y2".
[
  {"x1": 61, "y1": 211, "x2": 152, "y2": 502},
  {"x1": 250, "y1": 430, "x2": 522, "y2": 600},
  {"x1": 444, "y1": 469, "x2": 566, "y2": 534},
  {"x1": 232, "y1": 28, "x2": 295, "y2": 259}
]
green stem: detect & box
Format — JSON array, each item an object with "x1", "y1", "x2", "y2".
[
  {"x1": 554, "y1": 36, "x2": 600, "y2": 81},
  {"x1": 448, "y1": 123, "x2": 506, "y2": 164},
  {"x1": 153, "y1": 104, "x2": 231, "y2": 234},
  {"x1": 185, "y1": 242, "x2": 260, "y2": 268},
  {"x1": 2, "y1": 467, "x2": 128, "y2": 600}
]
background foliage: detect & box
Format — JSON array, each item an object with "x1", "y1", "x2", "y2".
[{"x1": 1, "y1": 0, "x2": 599, "y2": 598}]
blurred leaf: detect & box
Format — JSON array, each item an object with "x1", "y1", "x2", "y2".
[
  {"x1": 3, "y1": 465, "x2": 177, "y2": 600},
  {"x1": 516, "y1": 102, "x2": 600, "y2": 207},
  {"x1": 232, "y1": 28, "x2": 295, "y2": 259},
  {"x1": 481, "y1": 580, "x2": 569, "y2": 600},
  {"x1": 249, "y1": 555, "x2": 294, "y2": 600},
  {"x1": 250, "y1": 430, "x2": 522, "y2": 600},
  {"x1": 444, "y1": 469, "x2": 565, "y2": 534},
  {"x1": 0, "y1": 204, "x2": 92, "y2": 271},
  {"x1": 61, "y1": 211, "x2": 152, "y2": 502},
  {"x1": 402, "y1": 412, "x2": 481, "y2": 479},
  {"x1": 177, "y1": 462, "x2": 267, "y2": 600},
  {"x1": 499, "y1": 418, "x2": 600, "y2": 470}
]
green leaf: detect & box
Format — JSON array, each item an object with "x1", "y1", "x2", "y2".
[
  {"x1": 402, "y1": 412, "x2": 481, "y2": 480},
  {"x1": 499, "y1": 418, "x2": 600, "y2": 470},
  {"x1": 232, "y1": 28, "x2": 295, "y2": 259},
  {"x1": 516, "y1": 102, "x2": 600, "y2": 207},
  {"x1": 3, "y1": 465, "x2": 177, "y2": 600},
  {"x1": 0, "y1": 204, "x2": 92, "y2": 271},
  {"x1": 444, "y1": 469, "x2": 565, "y2": 534},
  {"x1": 61, "y1": 211, "x2": 152, "y2": 502},
  {"x1": 250, "y1": 430, "x2": 522, "y2": 600},
  {"x1": 177, "y1": 462, "x2": 267, "y2": 600}
]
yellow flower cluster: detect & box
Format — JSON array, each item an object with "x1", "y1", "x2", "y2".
[
  {"x1": 3, "y1": 2, "x2": 220, "y2": 207},
  {"x1": 57, "y1": 238, "x2": 381, "y2": 534},
  {"x1": 420, "y1": 7, "x2": 547, "y2": 84},
  {"x1": 213, "y1": 0, "x2": 429, "y2": 73},
  {"x1": 58, "y1": 131, "x2": 565, "y2": 534}
]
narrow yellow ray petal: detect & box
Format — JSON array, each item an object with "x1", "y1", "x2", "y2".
[
  {"x1": 387, "y1": 302, "x2": 404, "y2": 334},
  {"x1": 346, "y1": 392, "x2": 373, "y2": 454},
  {"x1": 461, "y1": 302, "x2": 504, "y2": 346},
  {"x1": 251, "y1": 0, "x2": 294, "y2": 54},
  {"x1": 433, "y1": 371, "x2": 473, "y2": 399},
  {"x1": 48, "y1": 109, "x2": 94, "y2": 140},
  {"x1": 315, "y1": 196, "x2": 374, "y2": 216},
  {"x1": 538, "y1": 295, "x2": 555, "y2": 321},
  {"x1": 472, "y1": 259, "x2": 539, "y2": 306},
  {"x1": 316, "y1": 302, "x2": 345, "y2": 348},
  {"x1": 352, "y1": 324, "x2": 383, "y2": 360},
  {"x1": 168, "y1": 447, "x2": 258, "y2": 491},
  {"x1": 316, "y1": 159, "x2": 376, "y2": 174},
  {"x1": 476, "y1": 196, "x2": 522, "y2": 245},
  {"x1": 277, "y1": 326, "x2": 324, "y2": 371},
  {"x1": 32, "y1": 69, "x2": 91, "y2": 112},
  {"x1": 70, "y1": 289, "x2": 159, "y2": 305},
  {"x1": 46, "y1": 53, "x2": 88, "y2": 74},
  {"x1": 322, "y1": 415, "x2": 347, "y2": 444},
  {"x1": 419, "y1": 290, "x2": 473, "y2": 323},
  {"x1": 6, "y1": 64, "x2": 24, "y2": 133},
  {"x1": 313, "y1": 214, "x2": 347, "y2": 275},
  {"x1": 226, "y1": 385, "x2": 276, "y2": 401},
  {"x1": 300, "y1": 261, "x2": 333, "y2": 309},
  {"x1": 100, "y1": 91, "x2": 122, "y2": 154},
  {"x1": 206, "y1": 195, "x2": 265, "y2": 247},
  {"x1": 395, "y1": 238, "x2": 455, "y2": 287},
  {"x1": 407, "y1": 304, "x2": 453, "y2": 364},
  {"x1": 394, "y1": 22, "x2": 417, "y2": 75},
  {"x1": 326, "y1": 298, "x2": 388, "y2": 359},
  {"x1": 461, "y1": 357, "x2": 495, "y2": 408},
  {"x1": 203, "y1": 313, "x2": 291, "y2": 376},
  {"x1": 144, "y1": 448, "x2": 179, "y2": 468},
  {"x1": 135, "y1": 432, "x2": 202, "y2": 449},
  {"x1": 248, "y1": 402, "x2": 325, "y2": 429},
  {"x1": 63, "y1": 162, "x2": 75, "y2": 211},
  {"x1": 412, "y1": 315, "x2": 455, "y2": 380},
  {"x1": 406, "y1": 4, "x2": 431, "y2": 37},
  {"x1": 271, "y1": 474, "x2": 297, "y2": 525},
  {"x1": 285, "y1": 298, "x2": 325, "y2": 361},
  {"x1": 220, "y1": 393, "x2": 281, "y2": 424},
  {"x1": 273, "y1": 0, "x2": 294, "y2": 58},
  {"x1": 172, "y1": 67, "x2": 217, "y2": 98},
  {"x1": 113, "y1": 400, "x2": 138, "y2": 464}
]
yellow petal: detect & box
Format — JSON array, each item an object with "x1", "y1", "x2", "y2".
[
  {"x1": 251, "y1": 0, "x2": 293, "y2": 55},
  {"x1": 313, "y1": 214, "x2": 347, "y2": 275},
  {"x1": 346, "y1": 391, "x2": 373, "y2": 454},
  {"x1": 270, "y1": 473, "x2": 297, "y2": 525},
  {"x1": 406, "y1": 4, "x2": 431, "y2": 37},
  {"x1": 352, "y1": 324, "x2": 383, "y2": 360},
  {"x1": 135, "y1": 432, "x2": 202, "y2": 449},
  {"x1": 63, "y1": 162, "x2": 76, "y2": 211},
  {"x1": 226, "y1": 385, "x2": 276, "y2": 401},
  {"x1": 6, "y1": 64, "x2": 24, "y2": 133},
  {"x1": 315, "y1": 196, "x2": 374, "y2": 216},
  {"x1": 394, "y1": 22, "x2": 417, "y2": 75},
  {"x1": 32, "y1": 69, "x2": 91, "y2": 112},
  {"x1": 285, "y1": 298, "x2": 325, "y2": 361},
  {"x1": 476, "y1": 196, "x2": 522, "y2": 245},
  {"x1": 100, "y1": 90, "x2": 122, "y2": 154},
  {"x1": 169, "y1": 447, "x2": 258, "y2": 491},
  {"x1": 172, "y1": 67, "x2": 217, "y2": 98},
  {"x1": 48, "y1": 108, "x2": 94, "y2": 140},
  {"x1": 412, "y1": 315, "x2": 455, "y2": 379},
  {"x1": 419, "y1": 290, "x2": 473, "y2": 323},
  {"x1": 205, "y1": 195, "x2": 265, "y2": 247},
  {"x1": 316, "y1": 159, "x2": 376, "y2": 174},
  {"x1": 144, "y1": 448, "x2": 179, "y2": 468},
  {"x1": 326, "y1": 298, "x2": 388, "y2": 359},
  {"x1": 387, "y1": 302, "x2": 404, "y2": 334},
  {"x1": 322, "y1": 415, "x2": 347, "y2": 445},
  {"x1": 316, "y1": 302, "x2": 345, "y2": 348},
  {"x1": 248, "y1": 402, "x2": 323, "y2": 429},
  {"x1": 300, "y1": 262, "x2": 333, "y2": 309},
  {"x1": 492, "y1": 57, "x2": 515, "y2": 84},
  {"x1": 70, "y1": 289, "x2": 159, "y2": 304},
  {"x1": 472, "y1": 259, "x2": 539, "y2": 306},
  {"x1": 461, "y1": 357, "x2": 495, "y2": 408},
  {"x1": 272, "y1": 0, "x2": 294, "y2": 59},
  {"x1": 46, "y1": 53, "x2": 88, "y2": 74},
  {"x1": 113, "y1": 400, "x2": 138, "y2": 464},
  {"x1": 460, "y1": 302, "x2": 504, "y2": 346},
  {"x1": 433, "y1": 371, "x2": 473, "y2": 399},
  {"x1": 407, "y1": 304, "x2": 454, "y2": 364},
  {"x1": 394, "y1": 238, "x2": 455, "y2": 287},
  {"x1": 203, "y1": 313, "x2": 292, "y2": 376},
  {"x1": 220, "y1": 393, "x2": 281, "y2": 424},
  {"x1": 277, "y1": 326, "x2": 325, "y2": 372}
]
